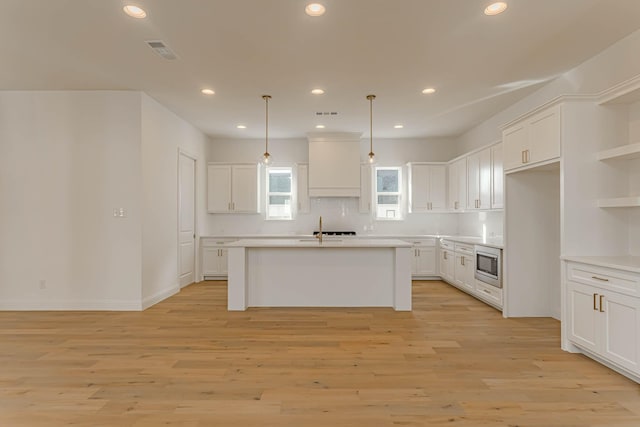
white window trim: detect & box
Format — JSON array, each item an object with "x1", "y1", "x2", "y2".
[
  {"x1": 374, "y1": 166, "x2": 404, "y2": 221},
  {"x1": 266, "y1": 166, "x2": 294, "y2": 221}
]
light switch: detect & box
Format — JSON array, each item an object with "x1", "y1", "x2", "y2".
[{"x1": 113, "y1": 208, "x2": 127, "y2": 218}]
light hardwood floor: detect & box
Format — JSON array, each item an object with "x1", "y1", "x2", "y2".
[{"x1": 1, "y1": 281, "x2": 639, "y2": 426}]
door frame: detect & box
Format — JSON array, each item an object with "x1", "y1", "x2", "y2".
[{"x1": 177, "y1": 148, "x2": 198, "y2": 288}]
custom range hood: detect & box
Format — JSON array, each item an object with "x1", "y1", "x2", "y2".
[{"x1": 307, "y1": 132, "x2": 362, "y2": 197}]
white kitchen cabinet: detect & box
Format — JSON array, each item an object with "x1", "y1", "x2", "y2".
[
  {"x1": 408, "y1": 163, "x2": 447, "y2": 212},
  {"x1": 453, "y1": 243, "x2": 475, "y2": 293},
  {"x1": 565, "y1": 261, "x2": 640, "y2": 377},
  {"x1": 491, "y1": 143, "x2": 504, "y2": 209},
  {"x1": 359, "y1": 163, "x2": 372, "y2": 213},
  {"x1": 202, "y1": 239, "x2": 236, "y2": 279},
  {"x1": 207, "y1": 164, "x2": 260, "y2": 213},
  {"x1": 503, "y1": 104, "x2": 561, "y2": 171},
  {"x1": 409, "y1": 239, "x2": 437, "y2": 277},
  {"x1": 466, "y1": 148, "x2": 491, "y2": 210},
  {"x1": 439, "y1": 246, "x2": 455, "y2": 283},
  {"x1": 447, "y1": 158, "x2": 467, "y2": 211},
  {"x1": 297, "y1": 163, "x2": 310, "y2": 214}
]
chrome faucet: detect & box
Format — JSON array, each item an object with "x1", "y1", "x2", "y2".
[{"x1": 315, "y1": 215, "x2": 323, "y2": 243}]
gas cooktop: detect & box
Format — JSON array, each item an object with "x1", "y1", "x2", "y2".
[{"x1": 312, "y1": 231, "x2": 357, "y2": 236}]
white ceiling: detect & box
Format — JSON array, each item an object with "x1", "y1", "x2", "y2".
[{"x1": 2, "y1": 0, "x2": 640, "y2": 139}]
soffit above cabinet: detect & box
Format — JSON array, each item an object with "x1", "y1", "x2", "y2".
[{"x1": 308, "y1": 132, "x2": 362, "y2": 197}]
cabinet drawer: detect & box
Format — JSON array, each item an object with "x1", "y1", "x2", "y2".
[
  {"x1": 439, "y1": 239, "x2": 454, "y2": 250},
  {"x1": 475, "y1": 281, "x2": 503, "y2": 307},
  {"x1": 201, "y1": 238, "x2": 236, "y2": 248},
  {"x1": 567, "y1": 262, "x2": 640, "y2": 297},
  {"x1": 454, "y1": 243, "x2": 474, "y2": 256},
  {"x1": 409, "y1": 238, "x2": 436, "y2": 246}
]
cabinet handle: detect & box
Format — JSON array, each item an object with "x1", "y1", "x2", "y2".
[
  {"x1": 522, "y1": 150, "x2": 525, "y2": 164},
  {"x1": 526, "y1": 150, "x2": 530, "y2": 163},
  {"x1": 454, "y1": 201, "x2": 458, "y2": 210},
  {"x1": 482, "y1": 289, "x2": 491, "y2": 295},
  {"x1": 443, "y1": 252, "x2": 447, "y2": 260},
  {"x1": 591, "y1": 276, "x2": 609, "y2": 282},
  {"x1": 599, "y1": 295, "x2": 605, "y2": 312},
  {"x1": 593, "y1": 293, "x2": 598, "y2": 311},
  {"x1": 461, "y1": 256, "x2": 465, "y2": 266}
]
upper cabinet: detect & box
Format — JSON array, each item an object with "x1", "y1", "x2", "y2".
[
  {"x1": 308, "y1": 132, "x2": 361, "y2": 197},
  {"x1": 491, "y1": 143, "x2": 504, "y2": 209},
  {"x1": 297, "y1": 163, "x2": 310, "y2": 214},
  {"x1": 408, "y1": 163, "x2": 447, "y2": 212},
  {"x1": 466, "y1": 147, "x2": 491, "y2": 210},
  {"x1": 448, "y1": 157, "x2": 467, "y2": 211},
  {"x1": 503, "y1": 104, "x2": 561, "y2": 171},
  {"x1": 359, "y1": 163, "x2": 372, "y2": 213},
  {"x1": 207, "y1": 163, "x2": 260, "y2": 213}
]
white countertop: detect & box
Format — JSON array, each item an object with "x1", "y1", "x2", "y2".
[
  {"x1": 561, "y1": 255, "x2": 640, "y2": 273},
  {"x1": 227, "y1": 238, "x2": 412, "y2": 248},
  {"x1": 438, "y1": 235, "x2": 504, "y2": 249},
  {"x1": 201, "y1": 234, "x2": 504, "y2": 249}
]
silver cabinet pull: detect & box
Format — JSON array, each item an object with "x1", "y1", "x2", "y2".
[{"x1": 591, "y1": 276, "x2": 609, "y2": 282}]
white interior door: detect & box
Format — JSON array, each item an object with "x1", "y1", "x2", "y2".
[{"x1": 179, "y1": 152, "x2": 196, "y2": 288}]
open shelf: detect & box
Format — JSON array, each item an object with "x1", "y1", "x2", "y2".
[
  {"x1": 597, "y1": 142, "x2": 640, "y2": 161},
  {"x1": 597, "y1": 196, "x2": 640, "y2": 208}
]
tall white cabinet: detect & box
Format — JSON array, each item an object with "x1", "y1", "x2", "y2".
[
  {"x1": 407, "y1": 163, "x2": 447, "y2": 212},
  {"x1": 207, "y1": 164, "x2": 260, "y2": 213},
  {"x1": 466, "y1": 147, "x2": 492, "y2": 210},
  {"x1": 447, "y1": 158, "x2": 467, "y2": 211}
]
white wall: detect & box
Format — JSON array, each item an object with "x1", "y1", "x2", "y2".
[
  {"x1": 456, "y1": 211, "x2": 504, "y2": 239},
  {"x1": 0, "y1": 91, "x2": 143, "y2": 309},
  {"x1": 207, "y1": 137, "x2": 459, "y2": 236},
  {"x1": 140, "y1": 94, "x2": 209, "y2": 307}
]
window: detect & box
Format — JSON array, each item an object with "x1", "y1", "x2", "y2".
[
  {"x1": 375, "y1": 167, "x2": 403, "y2": 220},
  {"x1": 266, "y1": 167, "x2": 293, "y2": 220}
]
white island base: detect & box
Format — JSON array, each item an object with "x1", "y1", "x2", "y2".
[{"x1": 227, "y1": 239, "x2": 412, "y2": 311}]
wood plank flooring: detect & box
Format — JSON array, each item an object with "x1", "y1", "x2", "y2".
[{"x1": 1, "y1": 281, "x2": 639, "y2": 426}]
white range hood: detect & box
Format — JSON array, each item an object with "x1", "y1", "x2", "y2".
[{"x1": 307, "y1": 132, "x2": 362, "y2": 197}]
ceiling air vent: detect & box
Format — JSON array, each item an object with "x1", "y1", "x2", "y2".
[
  {"x1": 146, "y1": 40, "x2": 178, "y2": 60},
  {"x1": 315, "y1": 112, "x2": 338, "y2": 116}
]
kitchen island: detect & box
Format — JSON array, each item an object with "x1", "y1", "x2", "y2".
[{"x1": 226, "y1": 238, "x2": 412, "y2": 311}]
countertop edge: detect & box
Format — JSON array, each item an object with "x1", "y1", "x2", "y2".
[{"x1": 561, "y1": 256, "x2": 640, "y2": 274}]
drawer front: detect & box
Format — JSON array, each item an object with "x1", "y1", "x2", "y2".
[
  {"x1": 439, "y1": 239, "x2": 454, "y2": 250},
  {"x1": 475, "y1": 280, "x2": 503, "y2": 308},
  {"x1": 567, "y1": 262, "x2": 640, "y2": 297},
  {"x1": 409, "y1": 238, "x2": 436, "y2": 247},
  {"x1": 454, "y1": 243, "x2": 474, "y2": 256},
  {"x1": 201, "y1": 238, "x2": 236, "y2": 248}
]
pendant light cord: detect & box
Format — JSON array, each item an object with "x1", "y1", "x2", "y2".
[
  {"x1": 263, "y1": 95, "x2": 271, "y2": 154},
  {"x1": 367, "y1": 94, "x2": 376, "y2": 159}
]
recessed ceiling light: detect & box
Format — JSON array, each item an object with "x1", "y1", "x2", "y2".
[
  {"x1": 305, "y1": 3, "x2": 326, "y2": 17},
  {"x1": 236, "y1": 125, "x2": 247, "y2": 129},
  {"x1": 422, "y1": 88, "x2": 436, "y2": 94},
  {"x1": 123, "y1": 5, "x2": 147, "y2": 19},
  {"x1": 311, "y1": 89, "x2": 325, "y2": 95},
  {"x1": 201, "y1": 88, "x2": 215, "y2": 95},
  {"x1": 315, "y1": 125, "x2": 326, "y2": 129},
  {"x1": 484, "y1": 2, "x2": 508, "y2": 16},
  {"x1": 394, "y1": 124, "x2": 404, "y2": 129}
]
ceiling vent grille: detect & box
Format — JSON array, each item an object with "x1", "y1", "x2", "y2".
[
  {"x1": 146, "y1": 40, "x2": 178, "y2": 60},
  {"x1": 315, "y1": 112, "x2": 338, "y2": 116}
]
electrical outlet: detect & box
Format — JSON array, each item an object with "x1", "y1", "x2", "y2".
[
  {"x1": 113, "y1": 208, "x2": 127, "y2": 218},
  {"x1": 39, "y1": 280, "x2": 46, "y2": 289}
]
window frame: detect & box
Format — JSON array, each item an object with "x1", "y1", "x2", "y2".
[
  {"x1": 265, "y1": 166, "x2": 294, "y2": 220},
  {"x1": 374, "y1": 166, "x2": 404, "y2": 221}
]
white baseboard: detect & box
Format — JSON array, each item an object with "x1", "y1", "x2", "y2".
[
  {"x1": 142, "y1": 285, "x2": 180, "y2": 310},
  {"x1": 0, "y1": 298, "x2": 143, "y2": 311}
]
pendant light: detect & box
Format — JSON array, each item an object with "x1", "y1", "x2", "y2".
[
  {"x1": 367, "y1": 94, "x2": 376, "y2": 164},
  {"x1": 261, "y1": 95, "x2": 272, "y2": 165}
]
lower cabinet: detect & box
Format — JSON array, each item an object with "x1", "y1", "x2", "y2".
[
  {"x1": 566, "y1": 261, "x2": 640, "y2": 377},
  {"x1": 410, "y1": 239, "x2": 437, "y2": 277},
  {"x1": 439, "y1": 239, "x2": 503, "y2": 310},
  {"x1": 202, "y1": 239, "x2": 234, "y2": 279},
  {"x1": 453, "y1": 243, "x2": 475, "y2": 293}
]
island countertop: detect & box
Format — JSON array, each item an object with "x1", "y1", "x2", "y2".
[{"x1": 226, "y1": 238, "x2": 412, "y2": 248}]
